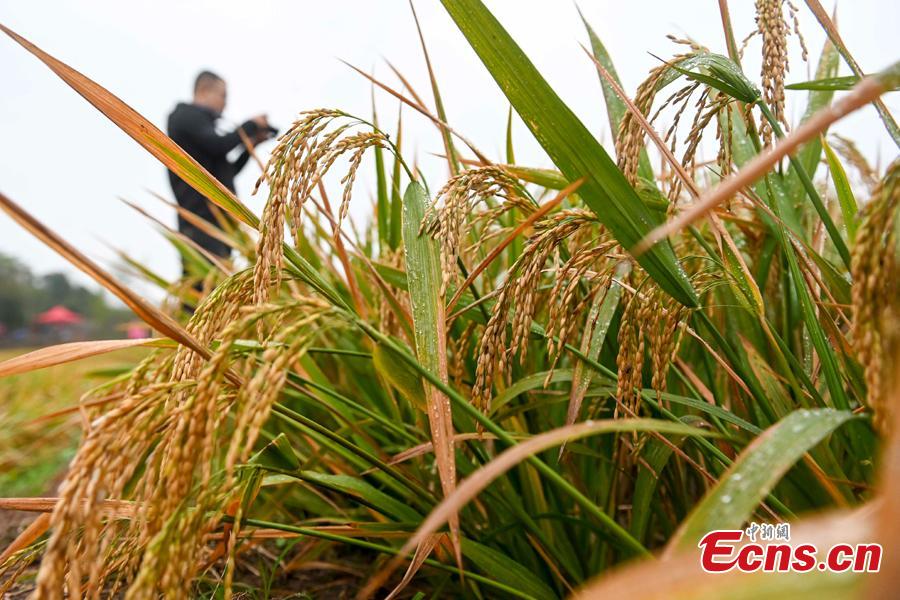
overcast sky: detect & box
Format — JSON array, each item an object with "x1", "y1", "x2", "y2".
[{"x1": 1, "y1": 0, "x2": 897, "y2": 301}]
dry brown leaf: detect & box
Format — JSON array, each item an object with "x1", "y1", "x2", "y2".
[
  {"x1": 0, "y1": 497, "x2": 135, "y2": 518},
  {"x1": 0, "y1": 338, "x2": 160, "y2": 378},
  {"x1": 0, "y1": 191, "x2": 212, "y2": 365},
  {"x1": 387, "y1": 433, "x2": 499, "y2": 466},
  {"x1": 0, "y1": 513, "x2": 50, "y2": 565}
]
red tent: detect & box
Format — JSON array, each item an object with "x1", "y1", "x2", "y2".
[{"x1": 35, "y1": 305, "x2": 83, "y2": 325}]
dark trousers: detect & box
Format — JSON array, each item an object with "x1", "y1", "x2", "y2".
[{"x1": 179, "y1": 220, "x2": 230, "y2": 308}]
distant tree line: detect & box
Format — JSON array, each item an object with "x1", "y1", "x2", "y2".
[{"x1": 0, "y1": 252, "x2": 134, "y2": 340}]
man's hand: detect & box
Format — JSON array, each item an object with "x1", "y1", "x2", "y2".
[{"x1": 249, "y1": 114, "x2": 275, "y2": 143}]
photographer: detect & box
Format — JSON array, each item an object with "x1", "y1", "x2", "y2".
[{"x1": 166, "y1": 70, "x2": 274, "y2": 272}]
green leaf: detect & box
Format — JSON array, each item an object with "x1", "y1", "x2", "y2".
[
  {"x1": 440, "y1": 0, "x2": 697, "y2": 307},
  {"x1": 249, "y1": 433, "x2": 301, "y2": 472},
  {"x1": 822, "y1": 136, "x2": 859, "y2": 240},
  {"x1": 389, "y1": 110, "x2": 405, "y2": 250},
  {"x1": 462, "y1": 539, "x2": 559, "y2": 600},
  {"x1": 401, "y1": 181, "x2": 458, "y2": 545},
  {"x1": 671, "y1": 408, "x2": 855, "y2": 549},
  {"x1": 505, "y1": 106, "x2": 516, "y2": 164},
  {"x1": 492, "y1": 369, "x2": 576, "y2": 413},
  {"x1": 402, "y1": 181, "x2": 451, "y2": 391},
  {"x1": 565, "y1": 281, "x2": 621, "y2": 430},
  {"x1": 785, "y1": 74, "x2": 898, "y2": 91},
  {"x1": 373, "y1": 99, "x2": 390, "y2": 250},
  {"x1": 373, "y1": 340, "x2": 425, "y2": 413},
  {"x1": 299, "y1": 471, "x2": 422, "y2": 522},
  {"x1": 668, "y1": 53, "x2": 761, "y2": 104},
  {"x1": 643, "y1": 391, "x2": 762, "y2": 435},
  {"x1": 630, "y1": 437, "x2": 678, "y2": 543},
  {"x1": 579, "y1": 11, "x2": 654, "y2": 181}
]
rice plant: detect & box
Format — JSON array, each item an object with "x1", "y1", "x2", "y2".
[{"x1": 1, "y1": 1, "x2": 899, "y2": 597}]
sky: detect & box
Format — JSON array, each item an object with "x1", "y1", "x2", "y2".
[{"x1": 0, "y1": 0, "x2": 898, "y2": 302}]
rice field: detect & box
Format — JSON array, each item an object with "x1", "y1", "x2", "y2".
[{"x1": 1, "y1": 0, "x2": 899, "y2": 598}]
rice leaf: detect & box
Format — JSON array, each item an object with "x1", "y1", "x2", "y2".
[
  {"x1": 0, "y1": 338, "x2": 158, "y2": 378},
  {"x1": 439, "y1": 0, "x2": 698, "y2": 307},
  {"x1": 389, "y1": 108, "x2": 405, "y2": 250},
  {"x1": 630, "y1": 437, "x2": 678, "y2": 543},
  {"x1": 401, "y1": 181, "x2": 459, "y2": 559},
  {"x1": 669, "y1": 408, "x2": 855, "y2": 550},
  {"x1": 667, "y1": 53, "x2": 760, "y2": 104},
  {"x1": 786, "y1": 74, "x2": 900, "y2": 91},
  {"x1": 462, "y1": 539, "x2": 559, "y2": 600},
  {"x1": 373, "y1": 341, "x2": 426, "y2": 413},
  {"x1": 249, "y1": 433, "x2": 301, "y2": 472},
  {"x1": 408, "y1": 0, "x2": 459, "y2": 176},
  {"x1": 373, "y1": 95, "x2": 390, "y2": 250},
  {"x1": 564, "y1": 281, "x2": 621, "y2": 434},
  {"x1": 298, "y1": 471, "x2": 423, "y2": 522},
  {"x1": 492, "y1": 369, "x2": 575, "y2": 413},
  {"x1": 505, "y1": 106, "x2": 516, "y2": 164},
  {"x1": 822, "y1": 136, "x2": 859, "y2": 239}
]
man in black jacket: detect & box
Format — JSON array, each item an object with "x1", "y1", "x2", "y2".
[{"x1": 167, "y1": 70, "x2": 271, "y2": 268}]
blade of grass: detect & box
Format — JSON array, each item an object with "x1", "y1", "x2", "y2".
[
  {"x1": 794, "y1": 31, "x2": 840, "y2": 180},
  {"x1": 408, "y1": 0, "x2": 459, "y2": 176},
  {"x1": 505, "y1": 106, "x2": 516, "y2": 164},
  {"x1": 822, "y1": 136, "x2": 859, "y2": 240},
  {"x1": 389, "y1": 105, "x2": 405, "y2": 250},
  {"x1": 401, "y1": 181, "x2": 461, "y2": 566},
  {"x1": 578, "y1": 7, "x2": 652, "y2": 180},
  {"x1": 373, "y1": 90, "x2": 390, "y2": 250},
  {"x1": 0, "y1": 338, "x2": 159, "y2": 377},
  {"x1": 560, "y1": 278, "x2": 621, "y2": 458}
]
